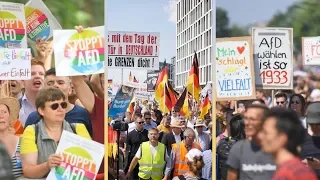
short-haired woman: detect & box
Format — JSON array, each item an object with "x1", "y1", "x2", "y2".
[{"x1": 20, "y1": 87, "x2": 91, "y2": 179}]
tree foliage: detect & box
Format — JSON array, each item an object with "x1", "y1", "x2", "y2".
[
  {"x1": 268, "y1": 0, "x2": 320, "y2": 52},
  {"x1": 216, "y1": 7, "x2": 248, "y2": 38},
  {"x1": 5, "y1": 0, "x2": 104, "y2": 28}
]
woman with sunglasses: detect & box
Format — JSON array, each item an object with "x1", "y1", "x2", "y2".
[
  {"x1": 289, "y1": 93, "x2": 307, "y2": 128},
  {"x1": 20, "y1": 87, "x2": 91, "y2": 179}
]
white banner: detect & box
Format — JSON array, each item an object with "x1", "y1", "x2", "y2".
[{"x1": 107, "y1": 31, "x2": 160, "y2": 70}]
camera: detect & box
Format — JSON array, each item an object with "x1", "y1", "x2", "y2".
[{"x1": 111, "y1": 120, "x2": 129, "y2": 131}]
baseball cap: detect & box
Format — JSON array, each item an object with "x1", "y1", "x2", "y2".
[
  {"x1": 306, "y1": 102, "x2": 320, "y2": 124},
  {"x1": 185, "y1": 149, "x2": 203, "y2": 162}
]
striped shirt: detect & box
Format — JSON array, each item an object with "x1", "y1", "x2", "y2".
[{"x1": 12, "y1": 138, "x2": 23, "y2": 178}]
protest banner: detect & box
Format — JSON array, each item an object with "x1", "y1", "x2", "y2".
[
  {"x1": 252, "y1": 27, "x2": 293, "y2": 89},
  {"x1": 146, "y1": 71, "x2": 159, "y2": 92},
  {"x1": 107, "y1": 31, "x2": 160, "y2": 70},
  {"x1": 215, "y1": 36, "x2": 255, "y2": 101},
  {"x1": 134, "y1": 91, "x2": 152, "y2": 100},
  {"x1": 0, "y1": 2, "x2": 27, "y2": 48},
  {"x1": 302, "y1": 36, "x2": 320, "y2": 65},
  {"x1": 108, "y1": 85, "x2": 136, "y2": 119},
  {"x1": 47, "y1": 131, "x2": 104, "y2": 180},
  {"x1": 0, "y1": 48, "x2": 31, "y2": 80},
  {"x1": 25, "y1": 0, "x2": 62, "y2": 42},
  {"x1": 53, "y1": 26, "x2": 104, "y2": 76}
]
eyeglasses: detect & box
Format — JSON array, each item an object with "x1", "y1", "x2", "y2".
[
  {"x1": 291, "y1": 101, "x2": 300, "y2": 104},
  {"x1": 50, "y1": 102, "x2": 67, "y2": 110},
  {"x1": 276, "y1": 101, "x2": 285, "y2": 105},
  {"x1": 136, "y1": 121, "x2": 145, "y2": 124}
]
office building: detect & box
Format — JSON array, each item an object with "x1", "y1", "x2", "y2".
[{"x1": 175, "y1": 0, "x2": 213, "y2": 89}]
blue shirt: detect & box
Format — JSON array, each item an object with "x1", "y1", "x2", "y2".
[{"x1": 24, "y1": 105, "x2": 93, "y2": 136}]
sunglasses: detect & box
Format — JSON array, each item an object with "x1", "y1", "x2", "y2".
[
  {"x1": 136, "y1": 121, "x2": 145, "y2": 124},
  {"x1": 276, "y1": 101, "x2": 285, "y2": 105},
  {"x1": 145, "y1": 118, "x2": 151, "y2": 120},
  {"x1": 50, "y1": 102, "x2": 67, "y2": 110},
  {"x1": 291, "y1": 101, "x2": 300, "y2": 104}
]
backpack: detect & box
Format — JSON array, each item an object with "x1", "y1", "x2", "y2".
[
  {"x1": 216, "y1": 137, "x2": 239, "y2": 180},
  {"x1": 34, "y1": 122, "x2": 76, "y2": 144}
]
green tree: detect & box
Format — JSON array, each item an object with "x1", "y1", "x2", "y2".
[
  {"x1": 4, "y1": 0, "x2": 104, "y2": 28},
  {"x1": 268, "y1": 0, "x2": 320, "y2": 52},
  {"x1": 216, "y1": 7, "x2": 230, "y2": 38}
]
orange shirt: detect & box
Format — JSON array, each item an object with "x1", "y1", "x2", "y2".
[{"x1": 13, "y1": 119, "x2": 24, "y2": 136}]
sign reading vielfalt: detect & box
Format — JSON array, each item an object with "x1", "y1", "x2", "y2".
[{"x1": 107, "y1": 31, "x2": 159, "y2": 70}]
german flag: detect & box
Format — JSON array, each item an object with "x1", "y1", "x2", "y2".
[
  {"x1": 174, "y1": 87, "x2": 190, "y2": 117},
  {"x1": 167, "y1": 81, "x2": 179, "y2": 97},
  {"x1": 187, "y1": 52, "x2": 201, "y2": 102},
  {"x1": 127, "y1": 97, "x2": 135, "y2": 114},
  {"x1": 159, "y1": 83, "x2": 172, "y2": 113},
  {"x1": 167, "y1": 82, "x2": 178, "y2": 108},
  {"x1": 199, "y1": 92, "x2": 211, "y2": 119},
  {"x1": 155, "y1": 61, "x2": 168, "y2": 103},
  {"x1": 108, "y1": 79, "x2": 112, "y2": 87},
  {"x1": 129, "y1": 71, "x2": 133, "y2": 81},
  {"x1": 133, "y1": 76, "x2": 138, "y2": 83}
]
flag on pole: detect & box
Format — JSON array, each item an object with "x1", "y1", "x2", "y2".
[
  {"x1": 187, "y1": 52, "x2": 201, "y2": 102},
  {"x1": 199, "y1": 92, "x2": 211, "y2": 119},
  {"x1": 154, "y1": 61, "x2": 168, "y2": 103},
  {"x1": 174, "y1": 87, "x2": 190, "y2": 117},
  {"x1": 133, "y1": 76, "x2": 138, "y2": 83}
]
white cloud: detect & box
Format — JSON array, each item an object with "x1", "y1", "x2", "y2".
[{"x1": 163, "y1": 0, "x2": 178, "y2": 23}]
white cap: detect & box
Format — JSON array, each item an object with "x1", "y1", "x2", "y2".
[{"x1": 185, "y1": 149, "x2": 203, "y2": 162}]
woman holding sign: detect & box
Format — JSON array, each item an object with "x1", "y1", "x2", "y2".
[
  {"x1": 0, "y1": 97, "x2": 23, "y2": 178},
  {"x1": 20, "y1": 87, "x2": 91, "y2": 179}
]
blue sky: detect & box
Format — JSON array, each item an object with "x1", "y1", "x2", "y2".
[{"x1": 107, "y1": 0, "x2": 298, "y2": 82}]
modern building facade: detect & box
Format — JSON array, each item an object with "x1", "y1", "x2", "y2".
[{"x1": 175, "y1": 0, "x2": 213, "y2": 89}]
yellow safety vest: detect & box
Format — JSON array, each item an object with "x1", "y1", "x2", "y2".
[{"x1": 138, "y1": 142, "x2": 166, "y2": 180}]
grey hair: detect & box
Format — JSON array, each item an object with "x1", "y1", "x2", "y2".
[{"x1": 183, "y1": 127, "x2": 195, "y2": 137}]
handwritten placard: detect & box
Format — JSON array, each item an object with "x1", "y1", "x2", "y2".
[
  {"x1": 215, "y1": 37, "x2": 255, "y2": 101},
  {"x1": 0, "y1": 48, "x2": 31, "y2": 80},
  {"x1": 252, "y1": 27, "x2": 293, "y2": 89},
  {"x1": 302, "y1": 37, "x2": 320, "y2": 65}
]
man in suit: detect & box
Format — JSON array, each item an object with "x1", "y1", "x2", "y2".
[{"x1": 161, "y1": 119, "x2": 184, "y2": 154}]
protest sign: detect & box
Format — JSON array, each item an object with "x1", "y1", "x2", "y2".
[
  {"x1": 107, "y1": 31, "x2": 160, "y2": 70},
  {"x1": 47, "y1": 131, "x2": 104, "y2": 180},
  {"x1": 108, "y1": 85, "x2": 136, "y2": 119},
  {"x1": 146, "y1": 71, "x2": 159, "y2": 92},
  {"x1": 215, "y1": 37, "x2": 255, "y2": 101},
  {"x1": 25, "y1": 0, "x2": 62, "y2": 42},
  {"x1": 0, "y1": 2, "x2": 27, "y2": 48},
  {"x1": 53, "y1": 26, "x2": 104, "y2": 76},
  {"x1": 0, "y1": 48, "x2": 31, "y2": 80},
  {"x1": 252, "y1": 27, "x2": 293, "y2": 89},
  {"x1": 302, "y1": 36, "x2": 320, "y2": 65}
]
